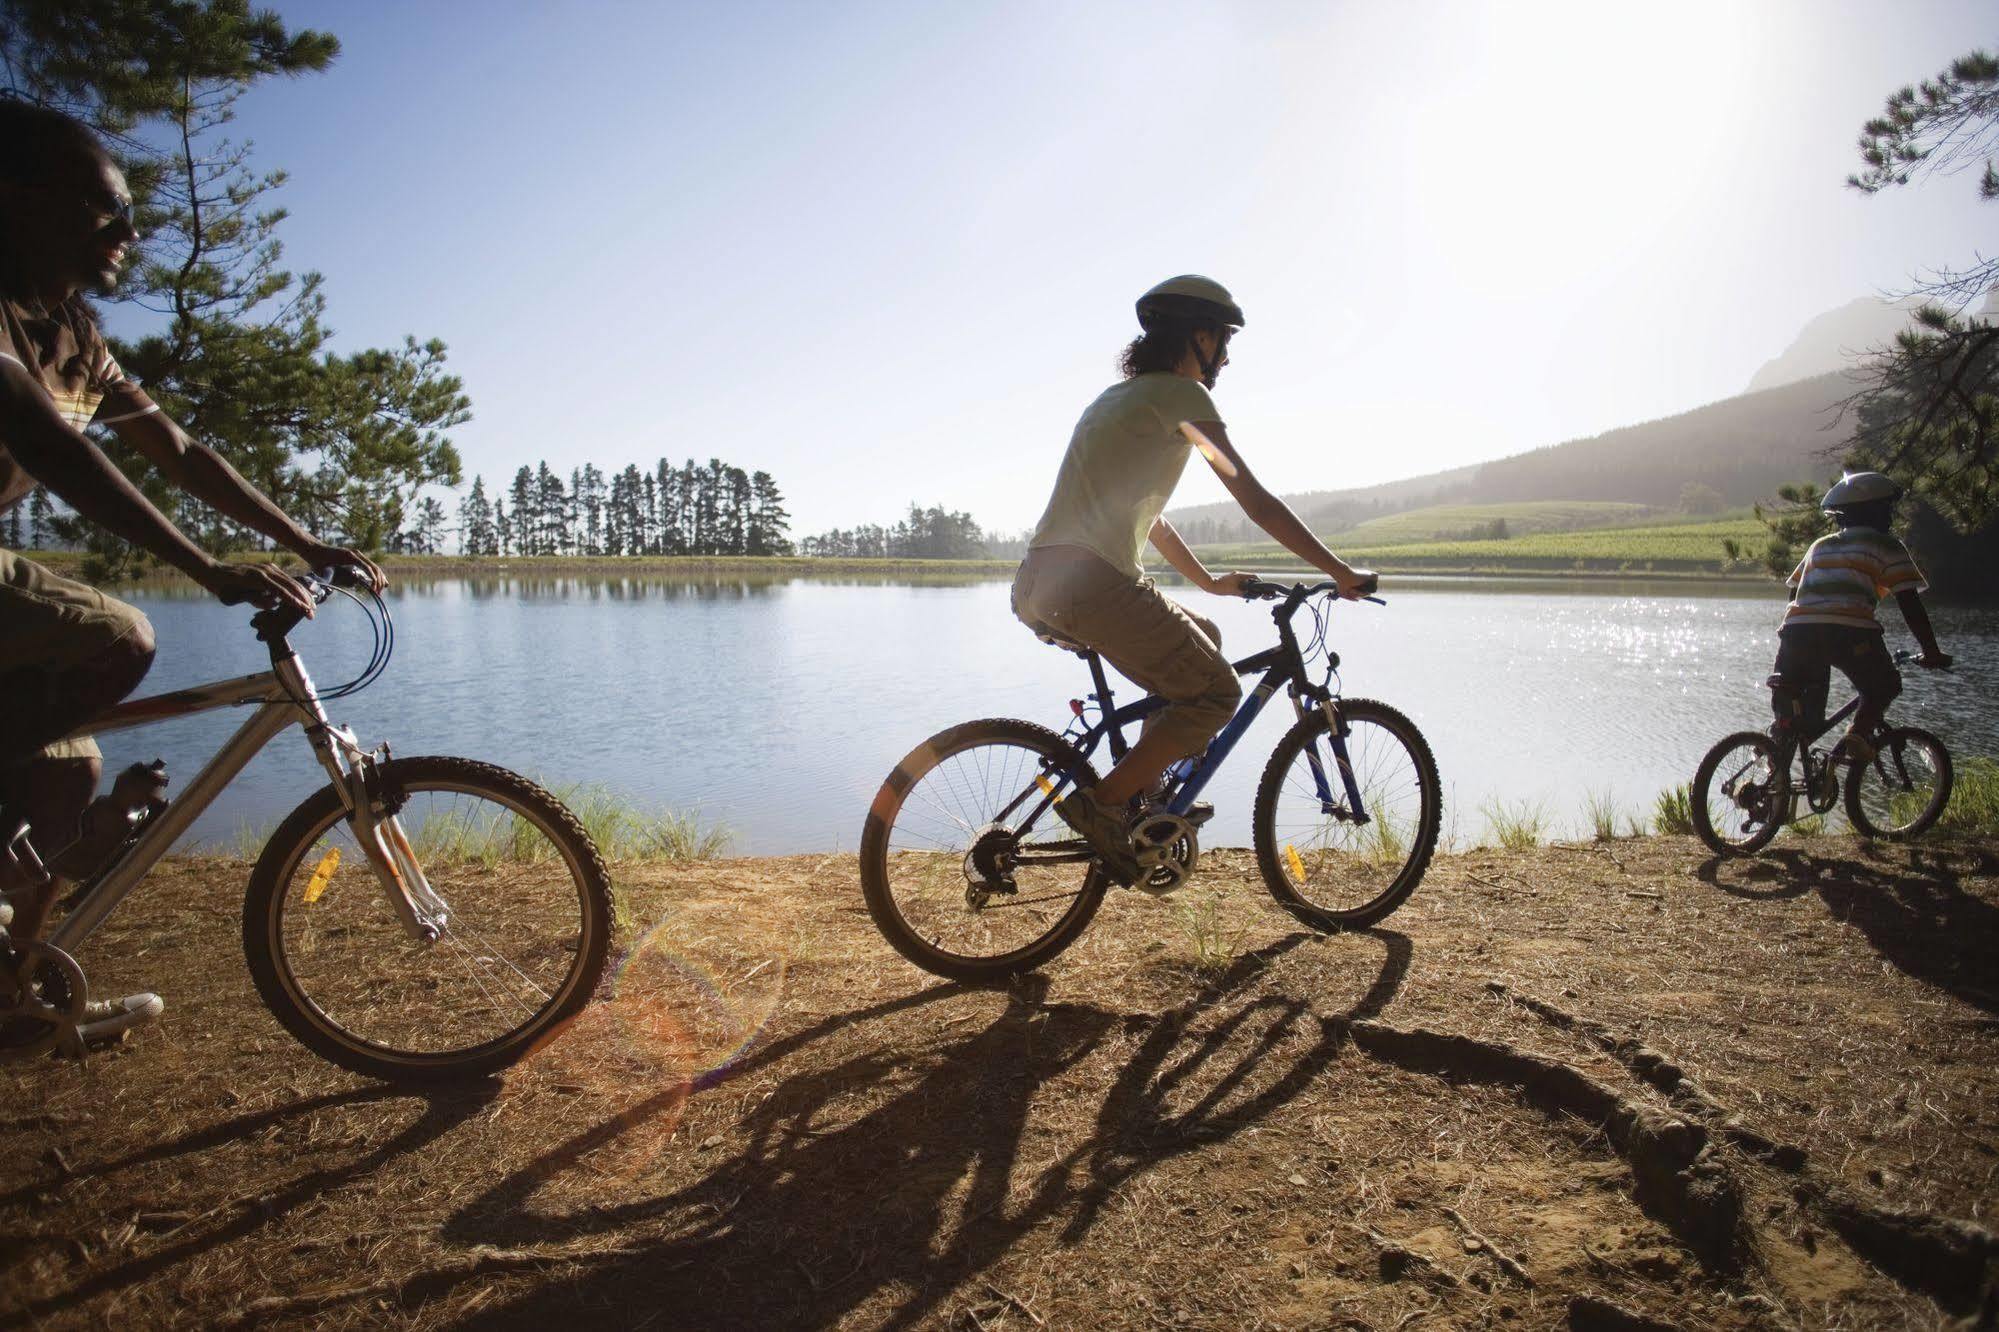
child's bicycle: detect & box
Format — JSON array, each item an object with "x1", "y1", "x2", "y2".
[
  {"x1": 1691, "y1": 651, "x2": 1954, "y2": 856},
  {"x1": 859, "y1": 575, "x2": 1442, "y2": 980},
  {"x1": 0, "y1": 567, "x2": 614, "y2": 1083}
]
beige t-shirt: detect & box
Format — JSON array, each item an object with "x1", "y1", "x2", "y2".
[{"x1": 1027, "y1": 372, "x2": 1222, "y2": 576}]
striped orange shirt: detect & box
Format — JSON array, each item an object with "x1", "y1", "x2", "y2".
[{"x1": 1783, "y1": 527, "x2": 1926, "y2": 630}]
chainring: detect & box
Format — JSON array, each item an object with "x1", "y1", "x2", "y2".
[
  {"x1": 0, "y1": 940, "x2": 87, "y2": 1061},
  {"x1": 1130, "y1": 812, "x2": 1199, "y2": 895}
]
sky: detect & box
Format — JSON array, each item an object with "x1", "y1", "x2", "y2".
[{"x1": 114, "y1": 0, "x2": 1999, "y2": 537}]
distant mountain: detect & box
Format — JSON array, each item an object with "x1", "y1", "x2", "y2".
[
  {"x1": 1744, "y1": 296, "x2": 1922, "y2": 393},
  {"x1": 1168, "y1": 372, "x2": 1853, "y2": 540}
]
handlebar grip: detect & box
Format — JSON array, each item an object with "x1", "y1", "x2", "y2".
[{"x1": 1352, "y1": 573, "x2": 1379, "y2": 598}]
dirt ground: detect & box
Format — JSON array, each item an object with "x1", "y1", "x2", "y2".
[{"x1": 3, "y1": 834, "x2": 1996, "y2": 1331}]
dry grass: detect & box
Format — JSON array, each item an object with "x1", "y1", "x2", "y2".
[{"x1": 4, "y1": 835, "x2": 1997, "y2": 1330}]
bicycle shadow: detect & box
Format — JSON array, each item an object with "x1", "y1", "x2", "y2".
[
  {"x1": 2, "y1": 1085, "x2": 495, "y2": 1328},
  {"x1": 434, "y1": 928, "x2": 1413, "y2": 1330},
  {"x1": 1700, "y1": 844, "x2": 1999, "y2": 1014}
]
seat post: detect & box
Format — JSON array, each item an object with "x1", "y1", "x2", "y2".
[{"x1": 1084, "y1": 651, "x2": 1128, "y2": 761}]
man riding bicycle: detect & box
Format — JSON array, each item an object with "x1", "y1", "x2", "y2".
[
  {"x1": 0, "y1": 100, "x2": 382, "y2": 1042},
  {"x1": 1012, "y1": 276, "x2": 1374, "y2": 884}
]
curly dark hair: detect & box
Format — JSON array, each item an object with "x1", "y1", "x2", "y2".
[{"x1": 1118, "y1": 321, "x2": 1229, "y2": 386}]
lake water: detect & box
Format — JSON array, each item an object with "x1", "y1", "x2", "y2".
[{"x1": 88, "y1": 572, "x2": 1999, "y2": 855}]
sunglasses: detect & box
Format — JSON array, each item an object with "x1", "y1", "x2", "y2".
[{"x1": 19, "y1": 182, "x2": 135, "y2": 227}]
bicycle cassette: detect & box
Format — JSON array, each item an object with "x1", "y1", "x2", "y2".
[{"x1": 1130, "y1": 812, "x2": 1198, "y2": 895}]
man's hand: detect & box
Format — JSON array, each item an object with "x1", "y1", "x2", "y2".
[
  {"x1": 195, "y1": 561, "x2": 316, "y2": 615},
  {"x1": 1208, "y1": 570, "x2": 1260, "y2": 597},
  {"x1": 1335, "y1": 566, "x2": 1378, "y2": 599},
  {"x1": 1917, "y1": 649, "x2": 1953, "y2": 670},
  {"x1": 299, "y1": 542, "x2": 386, "y2": 593}
]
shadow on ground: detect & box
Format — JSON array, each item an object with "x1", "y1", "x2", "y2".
[
  {"x1": 1700, "y1": 842, "x2": 1999, "y2": 1013},
  {"x1": 421, "y1": 930, "x2": 1412, "y2": 1329}
]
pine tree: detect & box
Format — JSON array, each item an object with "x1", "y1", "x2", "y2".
[{"x1": 3, "y1": 0, "x2": 468, "y2": 574}]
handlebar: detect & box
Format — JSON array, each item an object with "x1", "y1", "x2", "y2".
[{"x1": 1239, "y1": 574, "x2": 1384, "y2": 605}]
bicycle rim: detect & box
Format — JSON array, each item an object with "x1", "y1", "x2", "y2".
[
  {"x1": 1693, "y1": 732, "x2": 1785, "y2": 855},
  {"x1": 860, "y1": 718, "x2": 1106, "y2": 978},
  {"x1": 1845, "y1": 728, "x2": 1952, "y2": 840},
  {"x1": 248, "y1": 758, "x2": 611, "y2": 1078},
  {"x1": 1254, "y1": 700, "x2": 1441, "y2": 928}
]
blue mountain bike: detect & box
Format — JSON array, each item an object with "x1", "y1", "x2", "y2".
[{"x1": 860, "y1": 577, "x2": 1442, "y2": 980}]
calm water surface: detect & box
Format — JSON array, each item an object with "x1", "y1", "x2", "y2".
[{"x1": 98, "y1": 573, "x2": 1999, "y2": 854}]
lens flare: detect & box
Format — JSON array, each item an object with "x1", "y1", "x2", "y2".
[{"x1": 1180, "y1": 421, "x2": 1237, "y2": 479}]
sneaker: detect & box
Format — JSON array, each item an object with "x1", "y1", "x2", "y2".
[
  {"x1": 0, "y1": 895, "x2": 12, "y2": 934},
  {"x1": 78, "y1": 992, "x2": 164, "y2": 1046},
  {"x1": 1053, "y1": 790, "x2": 1142, "y2": 886},
  {"x1": 1833, "y1": 730, "x2": 1878, "y2": 765}
]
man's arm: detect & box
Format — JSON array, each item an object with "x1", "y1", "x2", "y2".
[
  {"x1": 1182, "y1": 421, "x2": 1373, "y2": 596},
  {"x1": 0, "y1": 359, "x2": 315, "y2": 611},
  {"x1": 109, "y1": 398, "x2": 383, "y2": 590}
]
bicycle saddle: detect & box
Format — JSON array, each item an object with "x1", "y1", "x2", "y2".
[{"x1": 1029, "y1": 622, "x2": 1092, "y2": 657}]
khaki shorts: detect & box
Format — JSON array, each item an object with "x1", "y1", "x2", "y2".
[
  {"x1": 1012, "y1": 545, "x2": 1241, "y2": 759},
  {"x1": 0, "y1": 548, "x2": 152, "y2": 761}
]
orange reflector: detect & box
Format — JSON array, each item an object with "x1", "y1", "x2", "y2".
[
  {"x1": 1035, "y1": 775, "x2": 1055, "y2": 796},
  {"x1": 303, "y1": 848, "x2": 341, "y2": 904},
  {"x1": 1284, "y1": 845, "x2": 1306, "y2": 882}
]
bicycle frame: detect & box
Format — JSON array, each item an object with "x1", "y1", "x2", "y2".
[
  {"x1": 31, "y1": 618, "x2": 441, "y2": 958},
  {"x1": 1018, "y1": 586, "x2": 1370, "y2": 838}
]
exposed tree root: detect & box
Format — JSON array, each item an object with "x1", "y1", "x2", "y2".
[
  {"x1": 1566, "y1": 1293, "x2": 1682, "y2": 1332},
  {"x1": 1489, "y1": 980, "x2": 1999, "y2": 1317},
  {"x1": 1340, "y1": 1019, "x2": 1751, "y2": 1276},
  {"x1": 1485, "y1": 980, "x2": 1806, "y2": 1171}
]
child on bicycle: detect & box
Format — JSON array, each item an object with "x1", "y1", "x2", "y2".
[
  {"x1": 1771, "y1": 471, "x2": 1950, "y2": 762},
  {"x1": 1012, "y1": 276, "x2": 1373, "y2": 884}
]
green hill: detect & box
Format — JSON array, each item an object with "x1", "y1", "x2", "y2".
[
  {"x1": 1336, "y1": 500, "x2": 1658, "y2": 545},
  {"x1": 1191, "y1": 515, "x2": 1767, "y2": 577}
]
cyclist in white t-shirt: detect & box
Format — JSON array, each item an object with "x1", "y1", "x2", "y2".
[{"x1": 1013, "y1": 276, "x2": 1374, "y2": 883}]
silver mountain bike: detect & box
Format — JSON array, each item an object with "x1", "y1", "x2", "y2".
[{"x1": 0, "y1": 567, "x2": 614, "y2": 1084}]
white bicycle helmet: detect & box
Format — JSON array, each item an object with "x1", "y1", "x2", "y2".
[{"x1": 1821, "y1": 471, "x2": 1899, "y2": 511}]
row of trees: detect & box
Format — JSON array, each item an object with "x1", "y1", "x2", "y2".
[
  {"x1": 799, "y1": 504, "x2": 998, "y2": 559},
  {"x1": 454, "y1": 459, "x2": 792, "y2": 557}
]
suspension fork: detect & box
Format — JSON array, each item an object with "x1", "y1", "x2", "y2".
[
  {"x1": 1292, "y1": 690, "x2": 1371, "y2": 824},
  {"x1": 285, "y1": 652, "x2": 445, "y2": 941}
]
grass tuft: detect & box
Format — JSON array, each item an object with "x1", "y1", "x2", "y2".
[
  {"x1": 1172, "y1": 889, "x2": 1250, "y2": 973},
  {"x1": 554, "y1": 784, "x2": 731, "y2": 861},
  {"x1": 1479, "y1": 798, "x2": 1547, "y2": 851},
  {"x1": 1582, "y1": 789, "x2": 1625, "y2": 841},
  {"x1": 1654, "y1": 784, "x2": 1696, "y2": 836},
  {"x1": 1937, "y1": 756, "x2": 1999, "y2": 836}
]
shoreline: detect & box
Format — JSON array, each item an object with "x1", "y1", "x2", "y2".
[{"x1": 16, "y1": 548, "x2": 1771, "y2": 586}]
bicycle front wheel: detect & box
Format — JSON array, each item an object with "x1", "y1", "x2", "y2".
[
  {"x1": 244, "y1": 756, "x2": 615, "y2": 1084},
  {"x1": 859, "y1": 718, "x2": 1107, "y2": 981},
  {"x1": 1692, "y1": 731, "x2": 1786, "y2": 856},
  {"x1": 1252, "y1": 699, "x2": 1441, "y2": 930},
  {"x1": 1845, "y1": 727, "x2": 1952, "y2": 840}
]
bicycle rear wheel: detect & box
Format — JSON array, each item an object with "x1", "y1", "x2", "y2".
[
  {"x1": 1844, "y1": 727, "x2": 1952, "y2": 840},
  {"x1": 859, "y1": 718, "x2": 1107, "y2": 980},
  {"x1": 1252, "y1": 699, "x2": 1441, "y2": 930},
  {"x1": 244, "y1": 756, "x2": 614, "y2": 1083},
  {"x1": 1692, "y1": 731, "x2": 1786, "y2": 856}
]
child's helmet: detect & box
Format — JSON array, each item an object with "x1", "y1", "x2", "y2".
[
  {"x1": 1137, "y1": 276, "x2": 1245, "y2": 331},
  {"x1": 1820, "y1": 471, "x2": 1899, "y2": 512}
]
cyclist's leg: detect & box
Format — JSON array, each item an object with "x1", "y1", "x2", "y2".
[
  {"x1": 1771, "y1": 626, "x2": 1832, "y2": 740},
  {"x1": 1831, "y1": 630, "x2": 1901, "y2": 758},
  {"x1": 0, "y1": 550, "x2": 156, "y2": 941},
  {"x1": 1048, "y1": 585, "x2": 1236, "y2": 807}
]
